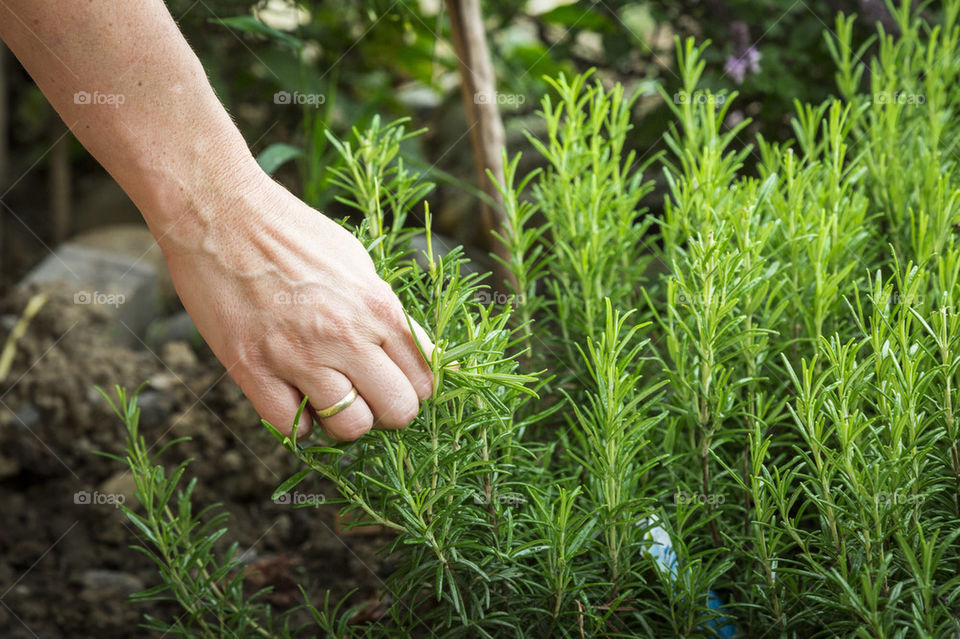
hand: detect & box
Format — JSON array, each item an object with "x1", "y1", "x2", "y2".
[
  {"x1": 0, "y1": 0, "x2": 436, "y2": 441},
  {"x1": 155, "y1": 165, "x2": 435, "y2": 441}
]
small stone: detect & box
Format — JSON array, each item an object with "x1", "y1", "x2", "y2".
[
  {"x1": 221, "y1": 449, "x2": 244, "y2": 473},
  {"x1": 236, "y1": 546, "x2": 259, "y2": 565},
  {"x1": 12, "y1": 402, "x2": 40, "y2": 429},
  {"x1": 146, "y1": 311, "x2": 198, "y2": 349},
  {"x1": 160, "y1": 341, "x2": 197, "y2": 370},
  {"x1": 135, "y1": 390, "x2": 176, "y2": 428},
  {"x1": 86, "y1": 387, "x2": 106, "y2": 404},
  {"x1": 74, "y1": 436, "x2": 96, "y2": 454},
  {"x1": 147, "y1": 371, "x2": 179, "y2": 392},
  {"x1": 79, "y1": 569, "x2": 144, "y2": 597},
  {"x1": 99, "y1": 471, "x2": 138, "y2": 505},
  {"x1": 170, "y1": 411, "x2": 205, "y2": 438}
]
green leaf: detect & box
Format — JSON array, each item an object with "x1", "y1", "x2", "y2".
[
  {"x1": 210, "y1": 16, "x2": 304, "y2": 50},
  {"x1": 271, "y1": 469, "x2": 313, "y2": 502},
  {"x1": 256, "y1": 143, "x2": 303, "y2": 176}
]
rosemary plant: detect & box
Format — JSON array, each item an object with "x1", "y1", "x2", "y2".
[{"x1": 108, "y1": 2, "x2": 960, "y2": 635}]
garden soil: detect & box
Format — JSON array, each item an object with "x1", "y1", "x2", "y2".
[{"x1": 0, "y1": 287, "x2": 392, "y2": 638}]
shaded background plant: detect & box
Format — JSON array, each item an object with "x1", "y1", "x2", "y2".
[{"x1": 0, "y1": 0, "x2": 904, "y2": 276}]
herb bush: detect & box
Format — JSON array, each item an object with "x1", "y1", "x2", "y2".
[{"x1": 105, "y1": 3, "x2": 960, "y2": 636}]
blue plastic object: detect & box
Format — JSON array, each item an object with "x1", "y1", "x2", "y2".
[{"x1": 643, "y1": 515, "x2": 738, "y2": 638}]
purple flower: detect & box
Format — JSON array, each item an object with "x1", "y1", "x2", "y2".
[
  {"x1": 725, "y1": 46, "x2": 762, "y2": 84},
  {"x1": 725, "y1": 20, "x2": 762, "y2": 84},
  {"x1": 724, "y1": 56, "x2": 748, "y2": 84}
]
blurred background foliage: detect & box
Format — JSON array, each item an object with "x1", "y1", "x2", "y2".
[{"x1": 3, "y1": 0, "x2": 899, "y2": 262}]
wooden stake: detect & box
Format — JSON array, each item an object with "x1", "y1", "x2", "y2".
[{"x1": 444, "y1": 0, "x2": 517, "y2": 294}]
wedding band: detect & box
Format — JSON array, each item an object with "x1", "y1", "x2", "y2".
[{"x1": 314, "y1": 387, "x2": 358, "y2": 419}]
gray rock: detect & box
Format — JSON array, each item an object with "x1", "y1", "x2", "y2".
[
  {"x1": 221, "y1": 449, "x2": 244, "y2": 473},
  {"x1": 146, "y1": 310, "x2": 198, "y2": 349},
  {"x1": 160, "y1": 341, "x2": 198, "y2": 370},
  {"x1": 79, "y1": 570, "x2": 144, "y2": 597},
  {"x1": 70, "y1": 223, "x2": 174, "y2": 305},
  {"x1": 135, "y1": 390, "x2": 176, "y2": 428},
  {"x1": 12, "y1": 402, "x2": 39, "y2": 429},
  {"x1": 235, "y1": 546, "x2": 259, "y2": 565},
  {"x1": 19, "y1": 241, "x2": 158, "y2": 342},
  {"x1": 146, "y1": 371, "x2": 179, "y2": 393},
  {"x1": 99, "y1": 471, "x2": 138, "y2": 506}
]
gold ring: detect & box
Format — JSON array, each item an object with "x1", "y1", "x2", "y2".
[{"x1": 314, "y1": 387, "x2": 358, "y2": 419}]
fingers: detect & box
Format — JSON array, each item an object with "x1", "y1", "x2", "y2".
[
  {"x1": 240, "y1": 376, "x2": 313, "y2": 439},
  {"x1": 367, "y1": 283, "x2": 435, "y2": 399},
  {"x1": 381, "y1": 316, "x2": 435, "y2": 401},
  {"x1": 299, "y1": 368, "x2": 374, "y2": 442},
  {"x1": 298, "y1": 351, "x2": 419, "y2": 440},
  {"x1": 242, "y1": 286, "x2": 436, "y2": 443},
  {"x1": 296, "y1": 310, "x2": 431, "y2": 440},
  {"x1": 342, "y1": 347, "x2": 422, "y2": 431}
]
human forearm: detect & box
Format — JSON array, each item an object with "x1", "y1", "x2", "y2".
[{"x1": 0, "y1": 0, "x2": 257, "y2": 235}]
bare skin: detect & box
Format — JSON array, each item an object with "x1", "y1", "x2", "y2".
[{"x1": 0, "y1": 0, "x2": 435, "y2": 440}]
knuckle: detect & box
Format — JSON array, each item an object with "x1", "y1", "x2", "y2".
[
  {"x1": 366, "y1": 281, "x2": 402, "y2": 319},
  {"x1": 228, "y1": 342, "x2": 268, "y2": 377},
  {"x1": 260, "y1": 337, "x2": 297, "y2": 371},
  {"x1": 311, "y1": 313, "x2": 340, "y2": 340},
  {"x1": 317, "y1": 313, "x2": 361, "y2": 348},
  {"x1": 334, "y1": 325, "x2": 366, "y2": 352}
]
